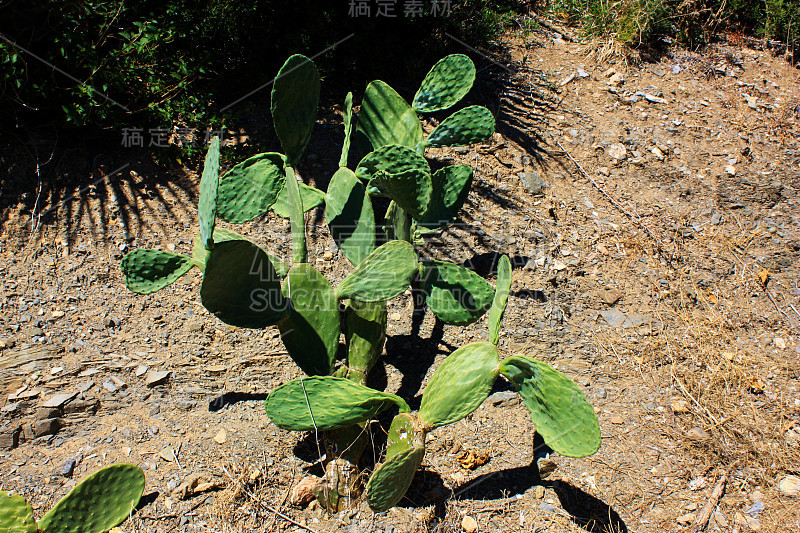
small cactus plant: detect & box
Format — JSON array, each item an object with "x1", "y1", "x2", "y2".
[
  {"x1": 119, "y1": 53, "x2": 599, "y2": 513},
  {"x1": 0, "y1": 463, "x2": 145, "y2": 533}
]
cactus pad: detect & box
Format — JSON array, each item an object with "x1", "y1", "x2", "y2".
[
  {"x1": 325, "y1": 168, "x2": 376, "y2": 267},
  {"x1": 488, "y1": 254, "x2": 512, "y2": 345},
  {"x1": 413, "y1": 54, "x2": 476, "y2": 113},
  {"x1": 217, "y1": 152, "x2": 286, "y2": 223},
  {"x1": 200, "y1": 240, "x2": 288, "y2": 328},
  {"x1": 191, "y1": 229, "x2": 289, "y2": 277},
  {"x1": 277, "y1": 264, "x2": 340, "y2": 376},
  {"x1": 366, "y1": 445, "x2": 425, "y2": 512},
  {"x1": 357, "y1": 80, "x2": 423, "y2": 150},
  {"x1": 37, "y1": 463, "x2": 145, "y2": 533},
  {"x1": 419, "y1": 342, "x2": 500, "y2": 429},
  {"x1": 499, "y1": 356, "x2": 601, "y2": 458},
  {"x1": 265, "y1": 376, "x2": 409, "y2": 431},
  {"x1": 385, "y1": 412, "x2": 426, "y2": 461},
  {"x1": 355, "y1": 144, "x2": 429, "y2": 182},
  {"x1": 420, "y1": 261, "x2": 495, "y2": 325},
  {"x1": 271, "y1": 54, "x2": 320, "y2": 165},
  {"x1": 270, "y1": 182, "x2": 324, "y2": 219},
  {"x1": 340, "y1": 91, "x2": 354, "y2": 168},
  {"x1": 371, "y1": 169, "x2": 432, "y2": 218},
  {"x1": 121, "y1": 249, "x2": 194, "y2": 294},
  {"x1": 335, "y1": 241, "x2": 417, "y2": 302},
  {"x1": 0, "y1": 492, "x2": 37, "y2": 533},
  {"x1": 415, "y1": 165, "x2": 473, "y2": 231},
  {"x1": 198, "y1": 136, "x2": 220, "y2": 249},
  {"x1": 344, "y1": 300, "x2": 387, "y2": 382},
  {"x1": 426, "y1": 106, "x2": 495, "y2": 147}
]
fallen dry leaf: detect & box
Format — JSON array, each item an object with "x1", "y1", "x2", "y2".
[{"x1": 457, "y1": 449, "x2": 491, "y2": 470}]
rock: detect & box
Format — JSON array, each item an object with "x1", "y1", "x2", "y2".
[
  {"x1": 745, "y1": 501, "x2": 764, "y2": 515},
  {"x1": 609, "y1": 72, "x2": 624, "y2": 87},
  {"x1": 534, "y1": 485, "x2": 545, "y2": 498},
  {"x1": 599, "y1": 309, "x2": 627, "y2": 328},
  {"x1": 322, "y1": 251, "x2": 334, "y2": 261},
  {"x1": 725, "y1": 165, "x2": 736, "y2": 176},
  {"x1": 214, "y1": 429, "x2": 227, "y2": 444},
  {"x1": 64, "y1": 398, "x2": 99, "y2": 415},
  {"x1": 713, "y1": 510, "x2": 728, "y2": 528},
  {"x1": 519, "y1": 171, "x2": 547, "y2": 195},
  {"x1": 171, "y1": 472, "x2": 221, "y2": 500},
  {"x1": 36, "y1": 407, "x2": 61, "y2": 420},
  {"x1": 51, "y1": 310, "x2": 65, "y2": 319},
  {"x1": 41, "y1": 392, "x2": 78, "y2": 409},
  {"x1": 609, "y1": 416, "x2": 624, "y2": 424},
  {"x1": 160, "y1": 447, "x2": 177, "y2": 462},
  {"x1": 461, "y1": 515, "x2": 478, "y2": 533},
  {"x1": 599, "y1": 288, "x2": 620, "y2": 305},
  {"x1": 537, "y1": 458, "x2": 558, "y2": 478},
  {"x1": 671, "y1": 400, "x2": 690, "y2": 413},
  {"x1": 488, "y1": 391, "x2": 519, "y2": 407},
  {"x1": 29, "y1": 418, "x2": 61, "y2": 438},
  {"x1": 61, "y1": 458, "x2": 76, "y2": 477},
  {"x1": 676, "y1": 513, "x2": 695, "y2": 525},
  {"x1": 104, "y1": 317, "x2": 121, "y2": 328},
  {"x1": 103, "y1": 381, "x2": 117, "y2": 393},
  {"x1": 773, "y1": 338, "x2": 786, "y2": 349},
  {"x1": 0, "y1": 425, "x2": 22, "y2": 450},
  {"x1": 135, "y1": 365, "x2": 149, "y2": 377},
  {"x1": 607, "y1": 143, "x2": 627, "y2": 161},
  {"x1": 778, "y1": 475, "x2": 800, "y2": 497},
  {"x1": 538, "y1": 502, "x2": 557, "y2": 513},
  {"x1": 597, "y1": 166, "x2": 610, "y2": 176},
  {"x1": 686, "y1": 427, "x2": 710, "y2": 443},
  {"x1": 145, "y1": 370, "x2": 171, "y2": 388},
  {"x1": 644, "y1": 93, "x2": 667, "y2": 104},
  {"x1": 291, "y1": 476, "x2": 321, "y2": 507},
  {"x1": 747, "y1": 516, "x2": 761, "y2": 531}
]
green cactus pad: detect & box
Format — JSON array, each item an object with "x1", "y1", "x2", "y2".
[
  {"x1": 420, "y1": 261, "x2": 495, "y2": 325},
  {"x1": 217, "y1": 152, "x2": 286, "y2": 223},
  {"x1": 499, "y1": 356, "x2": 601, "y2": 458},
  {"x1": 335, "y1": 241, "x2": 417, "y2": 302},
  {"x1": 415, "y1": 165, "x2": 473, "y2": 231},
  {"x1": 371, "y1": 169, "x2": 432, "y2": 218},
  {"x1": 0, "y1": 491, "x2": 37, "y2": 533},
  {"x1": 198, "y1": 136, "x2": 220, "y2": 249},
  {"x1": 419, "y1": 342, "x2": 500, "y2": 429},
  {"x1": 366, "y1": 445, "x2": 425, "y2": 512},
  {"x1": 277, "y1": 264, "x2": 340, "y2": 376},
  {"x1": 325, "y1": 168, "x2": 376, "y2": 267},
  {"x1": 121, "y1": 249, "x2": 194, "y2": 294},
  {"x1": 38, "y1": 463, "x2": 145, "y2": 533},
  {"x1": 270, "y1": 182, "x2": 324, "y2": 219},
  {"x1": 271, "y1": 54, "x2": 320, "y2": 165},
  {"x1": 191, "y1": 229, "x2": 289, "y2": 277},
  {"x1": 385, "y1": 412, "x2": 426, "y2": 461},
  {"x1": 426, "y1": 106, "x2": 495, "y2": 147},
  {"x1": 200, "y1": 240, "x2": 288, "y2": 328},
  {"x1": 340, "y1": 92, "x2": 354, "y2": 168},
  {"x1": 413, "y1": 54, "x2": 475, "y2": 113},
  {"x1": 265, "y1": 376, "x2": 409, "y2": 431},
  {"x1": 355, "y1": 144, "x2": 430, "y2": 182},
  {"x1": 384, "y1": 201, "x2": 410, "y2": 242},
  {"x1": 344, "y1": 300, "x2": 387, "y2": 383},
  {"x1": 357, "y1": 80, "x2": 423, "y2": 150},
  {"x1": 488, "y1": 254, "x2": 512, "y2": 345}
]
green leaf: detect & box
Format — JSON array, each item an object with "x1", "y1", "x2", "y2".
[
  {"x1": 325, "y1": 167, "x2": 376, "y2": 267},
  {"x1": 426, "y1": 106, "x2": 495, "y2": 147},
  {"x1": 191, "y1": 229, "x2": 289, "y2": 278},
  {"x1": 121, "y1": 249, "x2": 193, "y2": 294},
  {"x1": 200, "y1": 240, "x2": 289, "y2": 328},
  {"x1": 340, "y1": 91, "x2": 354, "y2": 168},
  {"x1": 420, "y1": 261, "x2": 495, "y2": 325},
  {"x1": 271, "y1": 182, "x2": 324, "y2": 219},
  {"x1": 0, "y1": 491, "x2": 37, "y2": 533},
  {"x1": 488, "y1": 255, "x2": 512, "y2": 344},
  {"x1": 271, "y1": 54, "x2": 320, "y2": 165},
  {"x1": 419, "y1": 342, "x2": 500, "y2": 429},
  {"x1": 355, "y1": 144, "x2": 429, "y2": 182},
  {"x1": 38, "y1": 464, "x2": 145, "y2": 533},
  {"x1": 217, "y1": 152, "x2": 286, "y2": 223},
  {"x1": 371, "y1": 168, "x2": 432, "y2": 218},
  {"x1": 499, "y1": 356, "x2": 601, "y2": 458},
  {"x1": 265, "y1": 376, "x2": 409, "y2": 431},
  {"x1": 413, "y1": 54, "x2": 476, "y2": 113},
  {"x1": 198, "y1": 136, "x2": 220, "y2": 249},
  {"x1": 414, "y1": 164, "x2": 473, "y2": 230},
  {"x1": 366, "y1": 445, "x2": 425, "y2": 512},
  {"x1": 356, "y1": 80, "x2": 423, "y2": 151},
  {"x1": 277, "y1": 264, "x2": 340, "y2": 376},
  {"x1": 336, "y1": 241, "x2": 417, "y2": 302}
]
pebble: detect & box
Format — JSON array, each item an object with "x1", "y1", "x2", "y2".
[
  {"x1": 488, "y1": 391, "x2": 519, "y2": 406},
  {"x1": 41, "y1": 392, "x2": 78, "y2": 409},
  {"x1": 145, "y1": 370, "x2": 171, "y2": 388},
  {"x1": 609, "y1": 416, "x2": 624, "y2": 424},
  {"x1": 61, "y1": 458, "x2": 76, "y2": 477},
  {"x1": 51, "y1": 310, "x2": 65, "y2": 318},
  {"x1": 214, "y1": 429, "x2": 228, "y2": 444},
  {"x1": 671, "y1": 399, "x2": 690, "y2": 413},
  {"x1": 135, "y1": 365, "x2": 149, "y2": 377},
  {"x1": 322, "y1": 251, "x2": 334, "y2": 261},
  {"x1": 607, "y1": 143, "x2": 627, "y2": 161},
  {"x1": 778, "y1": 475, "x2": 800, "y2": 497},
  {"x1": 609, "y1": 72, "x2": 624, "y2": 87},
  {"x1": 686, "y1": 427, "x2": 710, "y2": 442},
  {"x1": 461, "y1": 515, "x2": 477, "y2": 533},
  {"x1": 599, "y1": 288, "x2": 620, "y2": 305},
  {"x1": 676, "y1": 513, "x2": 695, "y2": 525},
  {"x1": 519, "y1": 171, "x2": 547, "y2": 195}
]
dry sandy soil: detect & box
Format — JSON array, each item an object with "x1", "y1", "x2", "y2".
[{"x1": 2, "y1": 23, "x2": 800, "y2": 533}]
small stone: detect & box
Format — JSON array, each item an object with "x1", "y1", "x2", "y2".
[
  {"x1": 609, "y1": 416, "x2": 624, "y2": 424},
  {"x1": 204, "y1": 365, "x2": 226, "y2": 373},
  {"x1": 747, "y1": 516, "x2": 761, "y2": 531},
  {"x1": 773, "y1": 338, "x2": 786, "y2": 349},
  {"x1": 607, "y1": 143, "x2": 627, "y2": 161},
  {"x1": 686, "y1": 427, "x2": 710, "y2": 442},
  {"x1": 713, "y1": 510, "x2": 728, "y2": 528},
  {"x1": 461, "y1": 515, "x2": 478, "y2": 533},
  {"x1": 778, "y1": 475, "x2": 800, "y2": 497},
  {"x1": 537, "y1": 458, "x2": 558, "y2": 478},
  {"x1": 41, "y1": 392, "x2": 78, "y2": 409},
  {"x1": 214, "y1": 429, "x2": 227, "y2": 444},
  {"x1": 599, "y1": 288, "x2": 620, "y2": 305},
  {"x1": 534, "y1": 485, "x2": 545, "y2": 499},
  {"x1": 488, "y1": 391, "x2": 519, "y2": 406},
  {"x1": 609, "y1": 72, "x2": 624, "y2": 87},
  {"x1": 291, "y1": 476, "x2": 321, "y2": 507},
  {"x1": 31, "y1": 418, "x2": 61, "y2": 438},
  {"x1": 644, "y1": 93, "x2": 667, "y2": 104},
  {"x1": 725, "y1": 165, "x2": 736, "y2": 176},
  {"x1": 0, "y1": 425, "x2": 22, "y2": 450},
  {"x1": 135, "y1": 365, "x2": 149, "y2": 377},
  {"x1": 103, "y1": 381, "x2": 117, "y2": 393},
  {"x1": 51, "y1": 310, "x2": 65, "y2": 318},
  {"x1": 322, "y1": 251, "x2": 334, "y2": 261},
  {"x1": 61, "y1": 458, "x2": 76, "y2": 477},
  {"x1": 519, "y1": 171, "x2": 547, "y2": 195},
  {"x1": 597, "y1": 166, "x2": 610, "y2": 176},
  {"x1": 36, "y1": 407, "x2": 61, "y2": 420},
  {"x1": 676, "y1": 513, "x2": 695, "y2": 525},
  {"x1": 671, "y1": 400, "x2": 690, "y2": 413},
  {"x1": 160, "y1": 447, "x2": 177, "y2": 462},
  {"x1": 145, "y1": 370, "x2": 171, "y2": 388}
]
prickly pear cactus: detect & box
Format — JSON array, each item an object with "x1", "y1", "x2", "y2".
[
  {"x1": 198, "y1": 136, "x2": 220, "y2": 249},
  {"x1": 265, "y1": 376, "x2": 409, "y2": 431},
  {"x1": 37, "y1": 463, "x2": 145, "y2": 533},
  {"x1": 357, "y1": 80, "x2": 423, "y2": 151},
  {"x1": 355, "y1": 144, "x2": 429, "y2": 182},
  {"x1": 325, "y1": 167, "x2": 376, "y2": 267},
  {"x1": 488, "y1": 254, "x2": 512, "y2": 345},
  {"x1": 121, "y1": 249, "x2": 194, "y2": 295},
  {"x1": 271, "y1": 54, "x2": 320, "y2": 165},
  {"x1": 366, "y1": 445, "x2": 425, "y2": 512},
  {"x1": 420, "y1": 260, "x2": 495, "y2": 325},
  {"x1": 216, "y1": 152, "x2": 286, "y2": 224},
  {"x1": 0, "y1": 492, "x2": 37, "y2": 533},
  {"x1": 426, "y1": 105, "x2": 496, "y2": 148},
  {"x1": 413, "y1": 54, "x2": 476, "y2": 113},
  {"x1": 335, "y1": 241, "x2": 418, "y2": 302},
  {"x1": 415, "y1": 164, "x2": 473, "y2": 232},
  {"x1": 344, "y1": 300, "x2": 387, "y2": 384}
]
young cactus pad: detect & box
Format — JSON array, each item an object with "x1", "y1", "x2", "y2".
[
  {"x1": 412, "y1": 54, "x2": 476, "y2": 113},
  {"x1": 487, "y1": 254, "x2": 512, "y2": 345},
  {"x1": 271, "y1": 54, "x2": 320, "y2": 165},
  {"x1": 121, "y1": 249, "x2": 194, "y2": 295},
  {"x1": 216, "y1": 152, "x2": 287, "y2": 224},
  {"x1": 324, "y1": 167, "x2": 376, "y2": 267},
  {"x1": 36, "y1": 463, "x2": 145, "y2": 533},
  {"x1": 265, "y1": 376, "x2": 409, "y2": 431},
  {"x1": 420, "y1": 260, "x2": 495, "y2": 325},
  {"x1": 425, "y1": 105, "x2": 496, "y2": 148},
  {"x1": 198, "y1": 136, "x2": 220, "y2": 249},
  {"x1": 366, "y1": 445, "x2": 425, "y2": 512},
  {"x1": 335, "y1": 241, "x2": 418, "y2": 302},
  {"x1": 357, "y1": 80, "x2": 423, "y2": 151},
  {"x1": 0, "y1": 492, "x2": 36, "y2": 533}
]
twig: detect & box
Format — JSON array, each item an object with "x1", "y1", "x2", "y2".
[
  {"x1": 672, "y1": 372, "x2": 720, "y2": 426},
  {"x1": 531, "y1": 14, "x2": 577, "y2": 42},
  {"x1": 689, "y1": 474, "x2": 727, "y2": 533},
  {"x1": 220, "y1": 464, "x2": 321, "y2": 533},
  {"x1": 555, "y1": 140, "x2": 676, "y2": 268},
  {"x1": 765, "y1": 290, "x2": 790, "y2": 320}
]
